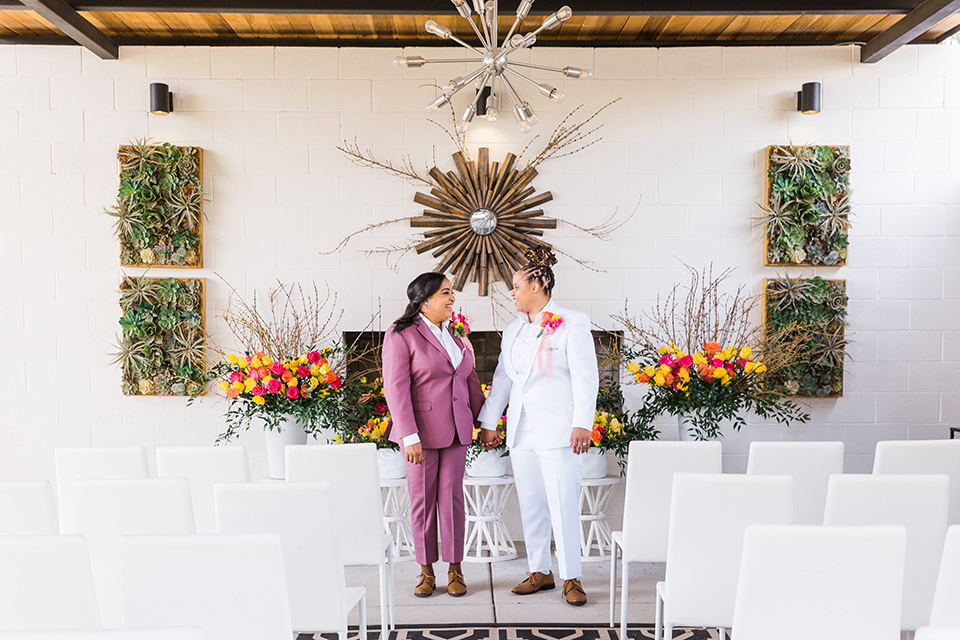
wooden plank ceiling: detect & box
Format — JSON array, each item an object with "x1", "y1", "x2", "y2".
[{"x1": 0, "y1": 0, "x2": 958, "y2": 57}]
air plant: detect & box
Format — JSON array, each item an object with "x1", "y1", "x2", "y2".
[
  {"x1": 168, "y1": 190, "x2": 204, "y2": 232},
  {"x1": 819, "y1": 192, "x2": 852, "y2": 237},
  {"x1": 812, "y1": 331, "x2": 849, "y2": 370},
  {"x1": 769, "y1": 144, "x2": 824, "y2": 180},
  {"x1": 118, "y1": 139, "x2": 160, "y2": 174},
  {"x1": 119, "y1": 275, "x2": 160, "y2": 308},
  {"x1": 755, "y1": 191, "x2": 796, "y2": 237},
  {"x1": 169, "y1": 326, "x2": 206, "y2": 371},
  {"x1": 766, "y1": 277, "x2": 812, "y2": 310}
]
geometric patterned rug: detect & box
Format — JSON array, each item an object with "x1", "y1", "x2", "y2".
[{"x1": 304, "y1": 624, "x2": 721, "y2": 639}]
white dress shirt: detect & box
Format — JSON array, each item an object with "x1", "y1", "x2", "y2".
[{"x1": 402, "y1": 315, "x2": 463, "y2": 448}]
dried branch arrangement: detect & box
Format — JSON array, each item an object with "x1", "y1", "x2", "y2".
[
  {"x1": 217, "y1": 278, "x2": 343, "y2": 363},
  {"x1": 333, "y1": 99, "x2": 635, "y2": 295}
]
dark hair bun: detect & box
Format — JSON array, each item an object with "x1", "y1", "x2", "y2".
[{"x1": 524, "y1": 245, "x2": 557, "y2": 268}]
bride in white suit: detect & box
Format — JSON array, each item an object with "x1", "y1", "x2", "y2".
[{"x1": 477, "y1": 246, "x2": 599, "y2": 606}]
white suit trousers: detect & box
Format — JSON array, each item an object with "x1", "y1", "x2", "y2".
[{"x1": 510, "y1": 446, "x2": 583, "y2": 580}]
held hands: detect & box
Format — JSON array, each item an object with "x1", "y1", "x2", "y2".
[
  {"x1": 479, "y1": 427, "x2": 503, "y2": 450},
  {"x1": 570, "y1": 427, "x2": 591, "y2": 455},
  {"x1": 404, "y1": 442, "x2": 423, "y2": 466}
]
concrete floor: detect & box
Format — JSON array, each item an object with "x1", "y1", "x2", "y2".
[{"x1": 345, "y1": 552, "x2": 667, "y2": 628}]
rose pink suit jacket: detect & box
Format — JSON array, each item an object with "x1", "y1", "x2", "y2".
[{"x1": 382, "y1": 316, "x2": 485, "y2": 449}]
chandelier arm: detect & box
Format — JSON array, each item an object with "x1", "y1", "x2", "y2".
[
  {"x1": 500, "y1": 75, "x2": 524, "y2": 109},
  {"x1": 450, "y1": 65, "x2": 492, "y2": 100},
  {"x1": 477, "y1": 8, "x2": 493, "y2": 50},
  {"x1": 448, "y1": 33, "x2": 487, "y2": 55},
  {"x1": 420, "y1": 58, "x2": 487, "y2": 64},
  {"x1": 506, "y1": 61, "x2": 569, "y2": 73},
  {"x1": 490, "y1": 0, "x2": 499, "y2": 48},
  {"x1": 503, "y1": 16, "x2": 523, "y2": 45},
  {"x1": 502, "y1": 66, "x2": 545, "y2": 90},
  {"x1": 465, "y1": 13, "x2": 491, "y2": 49}
]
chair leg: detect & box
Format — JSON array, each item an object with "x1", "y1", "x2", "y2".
[
  {"x1": 378, "y1": 562, "x2": 388, "y2": 638},
  {"x1": 609, "y1": 538, "x2": 618, "y2": 627},
  {"x1": 338, "y1": 632, "x2": 347, "y2": 640},
  {"x1": 620, "y1": 562, "x2": 630, "y2": 640},
  {"x1": 359, "y1": 593, "x2": 367, "y2": 640},
  {"x1": 664, "y1": 625, "x2": 672, "y2": 640},
  {"x1": 388, "y1": 540, "x2": 396, "y2": 630},
  {"x1": 718, "y1": 628, "x2": 726, "y2": 640},
  {"x1": 654, "y1": 587, "x2": 663, "y2": 640}
]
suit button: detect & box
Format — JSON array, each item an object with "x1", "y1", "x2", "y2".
[{"x1": 453, "y1": 397, "x2": 458, "y2": 401}]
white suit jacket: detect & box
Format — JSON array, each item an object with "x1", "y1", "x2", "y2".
[{"x1": 478, "y1": 300, "x2": 600, "y2": 450}]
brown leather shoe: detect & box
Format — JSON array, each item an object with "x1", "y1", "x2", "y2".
[
  {"x1": 511, "y1": 571, "x2": 556, "y2": 595},
  {"x1": 414, "y1": 571, "x2": 436, "y2": 597},
  {"x1": 447, "y1": 568, "x2": 467, "y2": 597},
  {"x1": 563, "y1": 578, "x2": 587, "y2": 606}
]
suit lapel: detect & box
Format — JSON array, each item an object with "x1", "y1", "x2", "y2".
[{"x1": 415, "y1": 318, "x2": 450, "y2": 362}]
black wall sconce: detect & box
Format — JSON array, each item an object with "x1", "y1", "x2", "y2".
[
  {"x1": 797, "y1": 82, "x2": 821, "y2": 114},
  {"x1": 150, "y1": 82, "x2": 174, "y2": 115}
]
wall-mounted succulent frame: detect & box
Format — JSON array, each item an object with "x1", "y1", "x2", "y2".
[
  {"x1": 114, "y1": 276, "x2": 206, "y2": 396},
  {"x1": 108, "y1": 141, "x2": 203, "y2": 268},
  {"x1": 763, "y1": 276, "x2": 847, "y2": 398},
  {"x1": 761, "y1": 145, "x2": 850, "y2": 267}
]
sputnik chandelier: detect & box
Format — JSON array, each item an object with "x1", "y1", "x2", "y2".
[{"x1": 393, "y1": 0, "x2": 593, "y2": 134}]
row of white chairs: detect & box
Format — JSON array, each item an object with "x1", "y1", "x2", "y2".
[
  {"x1": 609, "y1": 439, "x2": 960, "y2": 639},
  {"x1": 0, "y1": 482, "x2": 365, "y2": 640},
  {"x1": 1, "y1": 444, "x2": 392, "y2": 636}
]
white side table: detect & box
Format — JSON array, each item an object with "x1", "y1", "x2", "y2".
[
  {"x1": 462, "y1": 476, "x2": 518, "y2": 563},
  {"x1": 380, "y1": 478, "x2": 416, "y2": 563},
  {"x1": 579, "y1": 476, "x2": 620, "y2": 561}
]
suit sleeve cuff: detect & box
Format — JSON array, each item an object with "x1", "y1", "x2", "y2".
[{"x1": 402, "y1": 433, "x2": 421, "y2": 447}]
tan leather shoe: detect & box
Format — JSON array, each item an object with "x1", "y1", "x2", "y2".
[
  {"x1": 414, "y1": 571, "x2": 436, "y2": 597},
  {"x1": 563, "y1": 578, "x2": 587, "y2": 606},
  {"x1": 447, "y1": 568, "x2": 467, "y2": 597},
  {"x1": 511, "y1": 571, "x2": 556, "y2": 595}
]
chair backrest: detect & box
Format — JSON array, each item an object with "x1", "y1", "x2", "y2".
[
  {"x1": 75, "y1": 479, "x2": 196, "y2": 628},
  {"x1": 732, "y1": 524, "x2": 907, "y2": 640},
  {"x1": 156, "y1": 446, "x2": 251, "y2": 533},
  {"x1": 620, "y1": 441, "x2": 723, "y2": 562},
  {"x1": 0, "y1": 535, "x2": 100, "y2": 630},
  {"x1": 285, "y1": 443, "x2": 384, "y2": 566},
  {"x1": 824, "y1": 474, "x2": 949, "y2": 630},
  {"x1": 0, "y1": 480, "x2": 59, "y2": 535},
  {"x1": 929, "y1": 525, "x2": 960, "y2": 628},
  {"x1": 664, "y1": 473, "x2": 793, "y2": 629},
  {"x1": 55, "y1": 447, "x2": 150, "y2": 534},
  {"x1": 746, "y1": 441, "x2": 844, "y2": 525},
  {"x1": 873, "y1": 440, "x2": 960, "y2": 525},
  {"x1": 0, "y1": 631, "x2": 205, "y2": 640},
  {"x1": 916, "y1": 629, "x2": 960, "y2": 640},
  {"x1": 214, "y1": 482, "x2": 347, "y2": 632},
  {"x1": 122, "y1": 533, "x2": 293, "y2": 640}
]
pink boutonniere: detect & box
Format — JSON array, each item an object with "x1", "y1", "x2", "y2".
[
  {"x1": 537, "y1": 312, "x2": 563, "y2": 338},
  {"x1": 451, "y1": 312, "x2": 470, "y2": 338}
]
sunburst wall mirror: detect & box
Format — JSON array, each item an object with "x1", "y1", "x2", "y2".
[{"x1": 411, "y1": 147, "x2": 556, "y2": 296}]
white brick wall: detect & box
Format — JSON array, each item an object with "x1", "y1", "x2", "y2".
[{"x1": 1, "y1": 44, "x2": 958, "y2": 506}]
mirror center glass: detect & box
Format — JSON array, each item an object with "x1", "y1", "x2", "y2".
[{"x1": 470, "y1": 208, "x2": 497, "y2": 235}]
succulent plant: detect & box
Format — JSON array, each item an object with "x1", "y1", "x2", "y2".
[{"x1": 769, "y1": 144, "x2": 824, "y2": 180}]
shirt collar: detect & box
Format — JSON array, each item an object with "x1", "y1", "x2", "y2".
[
  {"x1": 419, "y1": 313, "x2": 450, "y2": 333},
  {"x1": 519, "y1": 298, "x2": 558, "y2": 325}
]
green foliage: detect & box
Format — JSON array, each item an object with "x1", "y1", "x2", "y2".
[
  {"x1": 762, "y1": 145, "x2": 851, "y2": 266},
  {"x1": 765, "y1": 277, "x2": 847, "y2": 398},
  {"x1": 596, "y1": 380, "x2": 659, "y2": 474},
  {"x1": 112, "y1": 140, "x2": 203, "y2": 267},
  {"x1": 112, "y1": 277, "x2": 205, "y2": 396},
  {"x1": 330, "y1": 375, "x2": 399, "y2": 450}
]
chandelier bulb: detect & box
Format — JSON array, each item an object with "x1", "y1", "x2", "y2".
[
  {"x1": 519, "y1": 120, "x2": 532, "y2": 134},
  {"x1": 541, "y1": 6, "x2": 573, "y2": 31},
  {"x1": 562, "y1": 66, "x2": 593, "y2": 80},
  {"x1": 394, "y1": 56, "x2": 426, "y2": 69},
  {"x1": 425, "y1": 20, "x2": 452, "y2": 39},
  {"x1": 537, "y1": 83, "x2": 565, "y2": 102},
  {"x1": 557, "y1": 5, "x2": 573, "y2": 21},
  {"x1": 521, "y1": 102, "x2": 539, "y2": 125},
  {"x1": 516, "y1": 0, "x2": 534, "y2": 19},
  {"x1": 472, "y1": 0, "x2": 484, "y2": 14},
  {"x1": 450, "y1": 0, "x2": 472, "y2": 17},
  {"x1": 444, "y1": 76, "x2": 465, "y2": 95},
  {"x1": 427, "y1": 93, "x2": 452, "y2": 111}
]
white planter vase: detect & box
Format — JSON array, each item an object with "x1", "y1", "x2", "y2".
[
  {"x1": 377, "y1": 448, "x2": 407, "y2": 479},
  {"x1": 580, "y1": 448, "x2": 608, "y2": 479},
  {"x1": 466, "y1": 449, "x2": 509, "y2": 478},
  {"x1": 263, "y1": 417, "x2": 307, "y2": 480},
  {"x1": 677, "y1": 414, "x2": 696, "y2": 441}
]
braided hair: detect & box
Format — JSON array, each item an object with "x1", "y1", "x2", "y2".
[
  {"x1": 521, "y1": 246, "x2": 557, "y2": 295},
  {"x1": 393, "y1": 272, "x2": 447, "y2": 332}
]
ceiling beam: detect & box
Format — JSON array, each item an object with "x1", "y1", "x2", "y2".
[
  {"x1": 861, "y1": 0, "x2": 960, "y2": 61},
  {"x1": 0, "y1": 0, "x2": 926, "y2": 13},
  {"x1": 18, "y1": 0, "x2": 118, "y2": 59}
]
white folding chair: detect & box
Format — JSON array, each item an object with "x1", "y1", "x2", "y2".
[
  {"x1": 609, "y1": 441, "x2": 723, "y2": 636},
  {"x1": 655, "y1": 473, "x2": 794, "y2": 640},
  {"x1": 75, "y1": 479, "x2": 196, "y2": 628},
  {"x1": 0, "y1": 631, "x2": 205, "y2": 640},
  {"x1": 731, "y1": 524, "x2": 907, "y2": 640},
  {"x1": 917, "y1": 629, "x2": 960, "y2": 640},
  {"x1": 930, "y1": 526, "x2": 960, "y2": 628},
  {"x1": 874, "y1": 440, "x2": 960, "y2": 525},
  {"x1": 746, "y1": 441, "x2": 844, "y2": 525},
  {"x1": 55, "y1": 447, "x2": 150, "y2": 534},
  {"x1": 215, "y1": 482, "x2": 366, "y2": 639},
  {"x1": 0, "y1": 536, "x2": 100, "y2": 630},
  {"x1": 286, "y1": 443, "x2": 394, "y2": 633},
  {"x1": 156, "y1": 446, "x2": 251, "y2": 533},
  {"x1": 0, "y1": 480, "x2": 59, "y2": 534},
  {"x1": 824, "y1": 474, "x2": 949, "y2": 631},
  {"x1": 122, "y1": 533, "x2": 293, "y2": 640}
]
